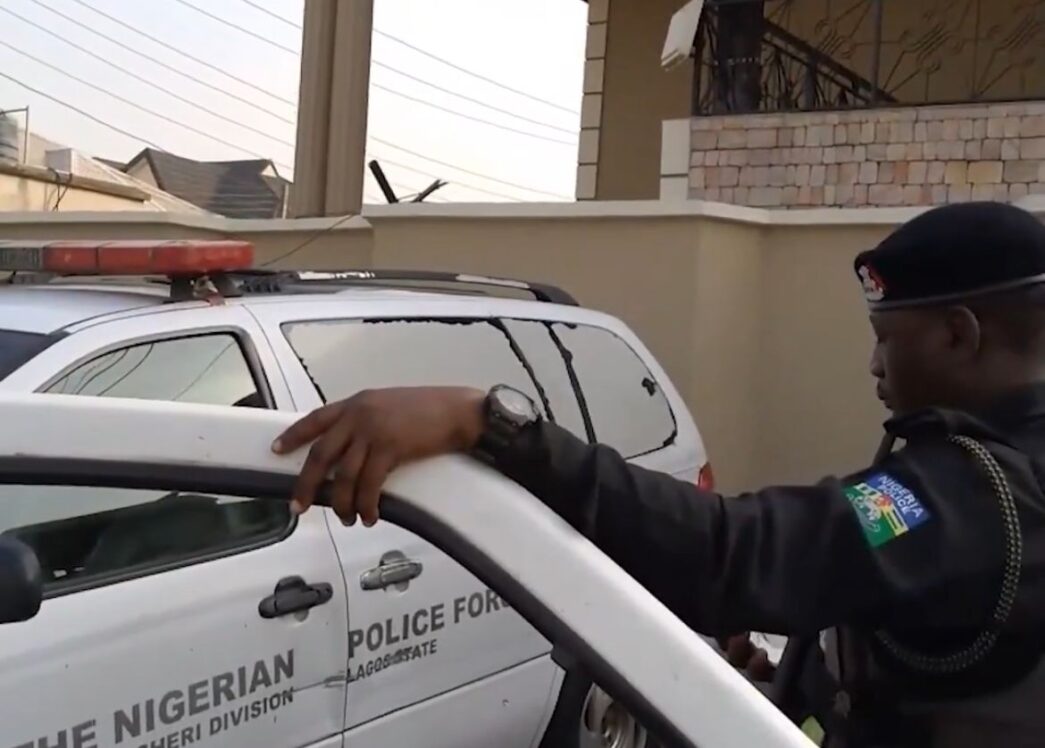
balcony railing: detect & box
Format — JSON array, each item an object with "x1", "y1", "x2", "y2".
[{"x1": 692, "y1": 0, "x2": 1045, "y2": 116}]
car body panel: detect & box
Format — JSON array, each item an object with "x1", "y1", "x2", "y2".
[
  {"x1": 0, "y1": 280, "x2": 713, "y2": 747},
  {"x1": 0, "y1": 393, "x2": 806, "y2": 748}
]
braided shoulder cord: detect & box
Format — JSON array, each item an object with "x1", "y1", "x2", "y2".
[{"x1": 874, "y1": 435, "x2": 1024, "y2": 673}]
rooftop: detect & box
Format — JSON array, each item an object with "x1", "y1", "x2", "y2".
[
  {"x1": 0, "y1": 124, "x2": 210, "y2": 214},
  {"x1": 115, "y1": 149, "x2": 290, "y2": 219}
]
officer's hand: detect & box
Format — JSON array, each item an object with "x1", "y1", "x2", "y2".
[
  {"x1": 717, "y1": 633, "x2": 776, "y2": 683},
  {"x1": 272, "y1": 387, "x2": 486, "y2": 526}
]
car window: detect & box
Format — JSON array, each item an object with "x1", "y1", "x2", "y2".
[
  {"x1": 281, "y1": 318, "x2": 547, "y2": 412},
  {"x1": 549, "y1": 323, "x2": 677, "y2": 459},
  {"x1": 0, "y1": 485, "x2": 291, "y2": 594},
  {"x1": 501, "y1": 319, "x2": 590, "y2": 441},
  {"x1": 42, "y1": 333, "x2": 264, "y2": 408}
]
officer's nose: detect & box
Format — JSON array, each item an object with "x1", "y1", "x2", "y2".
[{"x1": 869, "y1": 344, "x2": 885, "y2": 380}]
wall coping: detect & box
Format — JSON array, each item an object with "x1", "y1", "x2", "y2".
[
  {"x1": 0, "y1": 161, "x2": 148, "y2": 202},
  {"x1": 0, "y1": 210, "x2": 372, "y2": 233},
  {"x1": 0, "y1": 198, "x2": 1039, "y2": 236},
  {"x1": 365, "y1": 199, "x2": 1044, "y2": 225}
]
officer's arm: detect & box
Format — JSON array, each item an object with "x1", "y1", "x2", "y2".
[{"x1": 492, "y1": 421, "x2": 1006, "y2": 637}]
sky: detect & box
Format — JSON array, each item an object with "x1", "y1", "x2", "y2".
[{"x1": 0, "y1": 0, "x2": 588, "y2": 204}]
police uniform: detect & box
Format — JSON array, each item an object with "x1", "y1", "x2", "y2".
[{"x1": 476, "y1": 202, "x2": 1045, "y2": 748}]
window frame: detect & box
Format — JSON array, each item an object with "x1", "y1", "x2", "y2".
[
  {"x1": 34, "y1": 327, "x2": 277, "y2": 409},
  {"x1": 17, "y1": 327, "x2": 287, "y2": 597},
  {"x1": 1, "y1": 469, "x2": 297, "y2": 601}
]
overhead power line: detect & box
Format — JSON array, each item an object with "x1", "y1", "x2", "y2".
[
  {"x1": 0, "y1": 72, "x2": 548, "y2": 203},
  {"x1": 0, "y1": 71, "x2": 164, "y2": 150},
  {"x1": 236, "y1": 0, "x2": 578, "y2": 116},
  {"x1": 371, "y1": 137, "x2": 570, "y2": 199},
  {"x1": 371, "y1": 84, "x2": 573, "y2": 146},
  {"x1": 371, "y1": 61, "x2": 575, "y2": 136},
  {"x1": 0, "y1": 7, "x2": 295, "y2": 150},
  {"x1": 370, "y1": 156, "x2": 523, "y2": 202},
  {"x1": 375, "y1": 30, "x2": 580, "y2": 117},
  {"x1": 60, "y1": 0, "x2": 296, "y2": 114},
  {"x1": 177, "y1": 0, "x2": 575, "y2": 143},
  {"x1": 0, "y1": 43, "x2": 294, "y2": 172},
  {"x1": 238, "y1": 0, "x2": 300, "y2": 29},
  {"x1": 1, "y1": 74, "x2": 547, "y2": 208},
  {"x1": 234, "y1": 0, "x2": 574, "y2": 134},
  {"x1": 173, "y1": 0, "x2": 297, "y2": 54}
]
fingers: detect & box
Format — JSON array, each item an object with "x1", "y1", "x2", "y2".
[
  {"x1": 272, "y1": 402, "x2": 344, "y2": 456},
  {"x1": 330, "y1": 439, "x2": 369, "y2": 526},
  {"x1": 354, "y1": 449, "x2": 397, "y2": 527},
  {"x1": 291, "y1": 413, "x2": 356, "y2": 514},
  {"x1": 724, "y1": 633, "x2": 754, "y2": 668},
  {"x1": 746, "y1": 648, "x2": 775, "y2": 682}
]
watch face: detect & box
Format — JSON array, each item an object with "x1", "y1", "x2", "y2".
[{"x1": 494, "y1": 387, "x2": 536, "y2": 424}]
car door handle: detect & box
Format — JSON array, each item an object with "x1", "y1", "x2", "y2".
[
  {"x1": 360, "y1": 557, "x2": 423, "y2": 591},
  {"x1": 258, "y1": 575, "x2": 333, "y2": 619}
]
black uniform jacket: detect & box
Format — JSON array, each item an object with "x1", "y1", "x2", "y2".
[{"x1": 491, "y1": 384, "x2": 1045, "y2": 647}]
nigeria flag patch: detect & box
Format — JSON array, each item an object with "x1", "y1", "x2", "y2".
[{"x1": 843, "y1": 473, "x2": 930, "y2": 548}]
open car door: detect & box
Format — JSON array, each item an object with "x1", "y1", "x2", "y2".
[{"x1": 0, "y1": 393, "x2": 812, "y2": 748}]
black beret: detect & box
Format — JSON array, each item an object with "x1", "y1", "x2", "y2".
[{"x1": 853, "y1": 202, "x2": 1045, "y2": 310}]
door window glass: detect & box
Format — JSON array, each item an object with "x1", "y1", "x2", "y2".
[{"x1": 0, "y1": 485, "x2": 291, "y2": 593}]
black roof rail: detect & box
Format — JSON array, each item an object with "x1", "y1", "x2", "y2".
[
  {"x1": 1, "y1": 267, "x2": 580, "y2": 306},
  {"x1": 230, "y1": 269, "x2": 580, "y2": 306}
]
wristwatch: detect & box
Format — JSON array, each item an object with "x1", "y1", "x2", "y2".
[{"x1": 473, "y1": 384, "x2": 542, "y2": 464}]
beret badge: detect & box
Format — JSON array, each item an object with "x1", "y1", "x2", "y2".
[{"x1": 857, "y1": 263, "x2": 886, "y2": 303}]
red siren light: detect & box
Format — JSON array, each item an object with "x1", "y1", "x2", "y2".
[{"x1": 0, "y1": 239, "x2": 255, "y2": 276}]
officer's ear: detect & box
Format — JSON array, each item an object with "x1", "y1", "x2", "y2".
[{"x1": 941, "y1": 305, "x2": 983, "y2": 360}]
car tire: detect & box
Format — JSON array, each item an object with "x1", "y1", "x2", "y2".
[{"x1": 540, "y1": 668, "x2": 656, "y2": 748}]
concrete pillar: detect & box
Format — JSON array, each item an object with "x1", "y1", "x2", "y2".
[
  {"x1": 324, "y1": 0, "x2": 374, "y2": 216},
  {"x1": 290, "y1": 0, "x2": 373, "y2": 218}
]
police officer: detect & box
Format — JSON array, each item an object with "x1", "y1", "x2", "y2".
[{"x1": 272, "y1": 201, "x2": 1045, "y2": 747}]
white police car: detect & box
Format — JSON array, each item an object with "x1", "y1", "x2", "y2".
[
  {"x1": 0, "y1": 393, "x2": 810, "y2": 748},
  {"x1": 0, "y1": 239, "x2": 716, "y2": 748}
]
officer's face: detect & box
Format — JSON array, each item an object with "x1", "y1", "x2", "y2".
[{"x1": 869, "y1": 309, "x2": 960, "y2": 414}]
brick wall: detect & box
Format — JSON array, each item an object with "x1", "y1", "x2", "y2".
[{"x1": 687, "y1": 102, "x2": 1045, "y2": 208}]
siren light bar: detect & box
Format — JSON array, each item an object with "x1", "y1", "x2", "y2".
[{"x1": 0, "y1": 239, "x2": 254, "y2": 276}]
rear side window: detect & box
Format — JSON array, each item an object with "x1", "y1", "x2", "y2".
[
  {"x1": 43, "y1": 333, "x2": 265, "y2": 408},
  {"x1": 549, "y1": 322, "x2": 676, "y2": 459},
  {"x1": 501, "y1": 319, "x2": 589, "y2": 441},
  {"x1": 281, "y1": 318, "x2": 547, "y2": 410},
  {"x1": 283, "y1": 316, "x2": 676, "y2": 460}
]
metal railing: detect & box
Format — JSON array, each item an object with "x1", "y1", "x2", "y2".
[{"x1": 692, "y1": 0, "x2": 1045, "y2": 116}]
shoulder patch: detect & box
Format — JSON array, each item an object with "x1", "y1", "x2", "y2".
[{"x1": 843, "y1": 472, "x2": 931, "y2": 548}]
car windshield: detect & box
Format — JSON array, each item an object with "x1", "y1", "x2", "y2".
[{"x1": 0, "y1": 329, "x2": 54, "y2": 380}]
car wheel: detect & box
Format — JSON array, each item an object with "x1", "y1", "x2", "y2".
[{"x1": 541, "y1": 668, "x2": 653, "y2": 748}]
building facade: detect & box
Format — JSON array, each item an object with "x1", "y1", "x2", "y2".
[{"x1": 579, "y1": 0, "x2": 1045, "y2": 208}]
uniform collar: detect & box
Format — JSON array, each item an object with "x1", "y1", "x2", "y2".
[
  {"x1": 974, "y1": 382, "x2": 1045, "y2": 427},
  {"x1": 884, "y1": 382, "x2": 1045, "y2": 441}
]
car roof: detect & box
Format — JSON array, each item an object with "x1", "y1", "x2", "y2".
[
  {"x1": 0, "y1": 286, "x2": 168, "y2": 334},
  {"x1": 0, "y1": 281, "x2": 593, "y2": 336}
]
